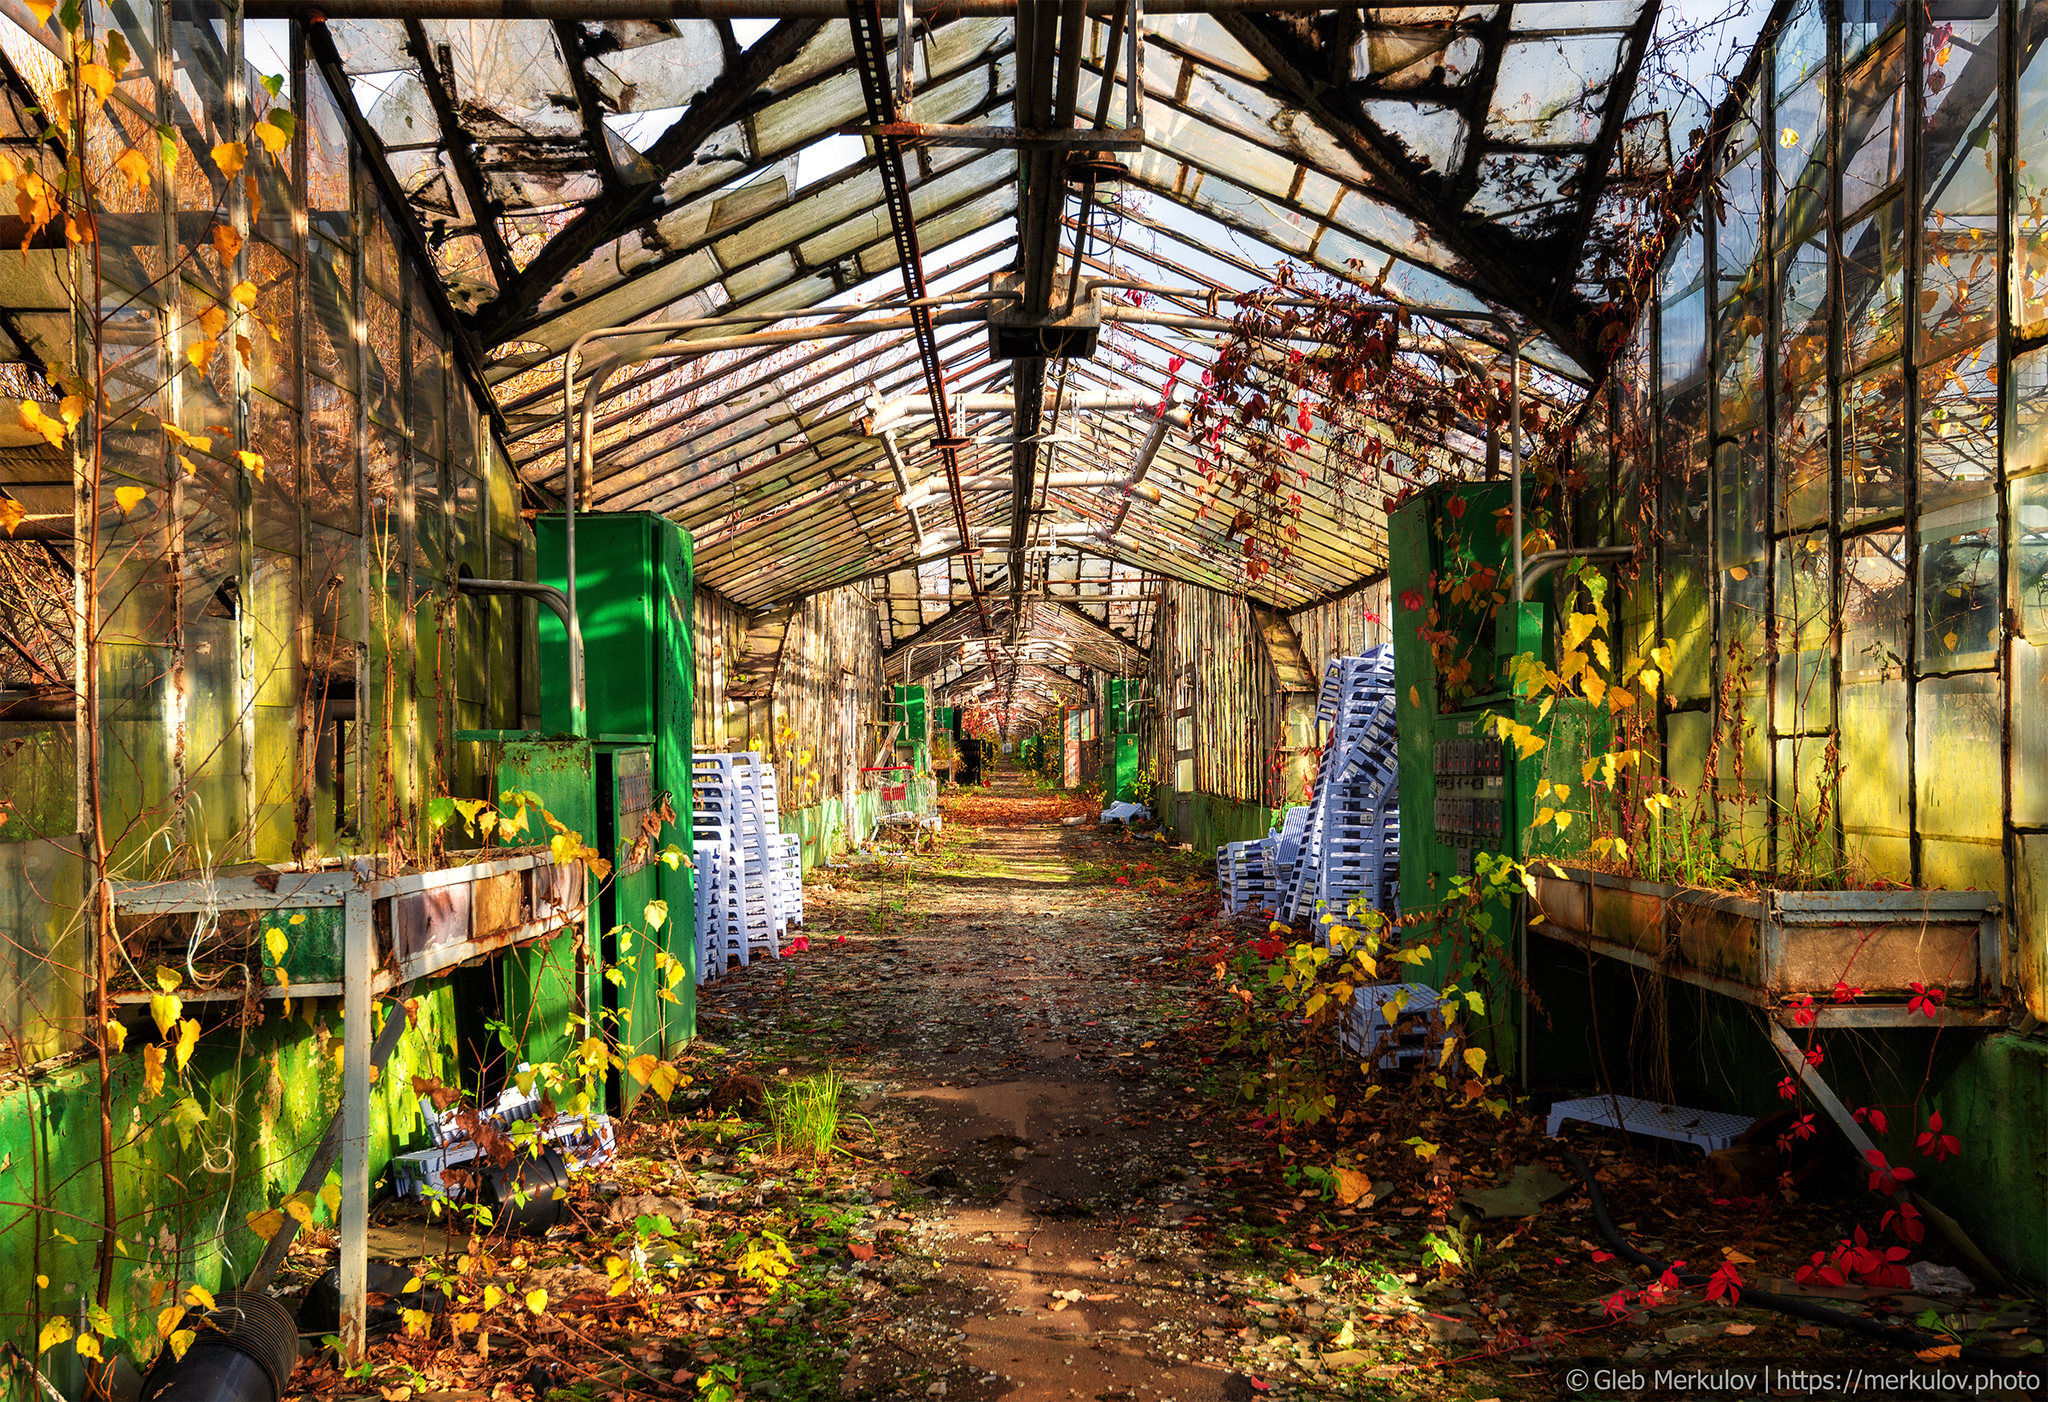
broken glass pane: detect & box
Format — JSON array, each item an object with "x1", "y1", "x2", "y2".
[{"x1": 1842, "y1": 528, "x2": 1908, "y2": 681}]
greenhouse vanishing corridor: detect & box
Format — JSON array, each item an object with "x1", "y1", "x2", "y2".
[{"x1": 0, "y1": 0, "x2": 2045, "y2": 1397}]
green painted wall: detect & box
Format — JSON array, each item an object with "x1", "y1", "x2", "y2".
[
  {"x1": 1159, "y1": 787, "x2": 1285, "y2": 858},
  {"x1": 0, "y1": 990, "x2": 461, "y2": 1397},
  {"x1": 780, "y1": 790, "x2": 881, "y2": 873}
]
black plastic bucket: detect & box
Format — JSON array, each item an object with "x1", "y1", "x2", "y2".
[
  {"x1": 297, "y1": 1260, "x2": 443, "y2": 1340},
  {"x1": 140, "y1": 1289, "x2": 298, "y2": 1402},
  {"x1": 482, "y1": 1146, "x2": 570, "y2": 1235}
]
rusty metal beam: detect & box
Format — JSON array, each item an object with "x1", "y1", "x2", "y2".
[
  {"x1": 402, "y1": 20, "x2": 518, "y2": 287},
  {"x1": 838, "y1": 121, "x2": 1141, "y2": 149},
  {"x1": 846, "y1": 0, "x2": 997, "y2": 674}
]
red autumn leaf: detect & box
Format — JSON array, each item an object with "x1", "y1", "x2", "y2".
[
  {"x1": 1400, "y1": 588, "x2": 1425, "y2": 612},
  {"x1": 1916, "y1": 1111, "x2": 1961, "y2": 1163},
  {"x1": 1831, "y1": 980, "x2": 1862, "y2": 1003},
  {"x1": 1706, "y1": 1261, "x2": 1743, "y2": 1304},
  {"x1": 847, "y1": 1243, "x2": 875, "y2": 1261},
  {"x1": 1777, "y1": 1075, "x2": 1800, "y2": 1101}
]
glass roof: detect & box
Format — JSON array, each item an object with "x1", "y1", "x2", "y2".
[{"x1": 332, "y1": 2, "x2": 1693, "y2": 688}]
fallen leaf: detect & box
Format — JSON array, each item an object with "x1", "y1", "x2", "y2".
[
  {"x1": 1725, "y1": 1323, "x2": 1756, "y2": 1337},
  {"x1": 1796, "y1": 1325, "x2": 1822, "y2": 1339}
]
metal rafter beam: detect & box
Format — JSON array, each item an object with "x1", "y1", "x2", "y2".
[
  {"x1": 846, "y1": 0, "x2": 994, "y2": 668},
  {"x1": 465, "y1": 16, "x2": 825, "y2": 343},
  {"x1": 1210, "y1": 11, "x2": 1593, "y2": 371},
  {"x1": 551, "y1": 19, "x2": 628, "y2": 193},
  {"x1": 403, "y1": 20, "x2": 519, "y2": 287}
]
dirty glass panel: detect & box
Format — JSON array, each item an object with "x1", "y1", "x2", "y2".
[
  {"x1": 1774, "y1": 736, "x2": 1840, "y2": 881},
  {"x1": 1714, "y1": 144, "x2": 1765, "y2": 297},
  {"x1": 1772, "y1": 69, "x2": 1828, "y2": 250},
  {"x1": 2018, "y1": 0, "x2": 2048, "y2": 339},
  {"x1": 1774, "y1": 531, "x2": 1832, "y2": 734},
  {"x1": 1841, "y1": 527, "x2": 1908, "y2": 680},
  {"x1": 1775, "y1": 0, "x2": 1826, "y2": 93},
  {"x1": 364, "y1": 288, "x2": 403, "y2": 430},
  {"x1": 306, "y1": 377, "x2": 358, "y2": 531},
  {"x1": 2017, "y1": 639, "x2": 2048, "y2": 826},
  {"x1": 1776, "y1": 234, "x2": 1829, "y2": 387},
  {"x1": 1840, "y1": 194, "x2": 1905, "y2": 369},
  {"x1": 1714, "y1": 427, "x2": 1766, "y2": 569},
  {"x1": 1919, "y1": 341, "x2": 1998, "y2": 508},
  {"x1": 307, "y1": 53, "x2": 355, "y2": 246},
  {"x1": 1715, "y1": 687, "x2": 1769, "y2": 866},
  {"x1": 1916, "y1": 673, "x2": 2003, "y2": 891},
  {"x1": 1659, "y1": 288, "x2": 1706, "y2": 391},
  {"x1": 2012, "y1": 344, "x2": 2048, "y2": 481},
  {"x1": 1919, "y1": 6, "x2": 1999, "y2": 362},
  {"x1": 1715, "y1": 295, "x2": 1767, "y2": 432},
  {"x1": 248, "y1": 388, "x2": 300, "y2": 547},
  {"x1": 1842, "y1": 0, "x2": 1907, "y2": 64},
  {"x1": 1918, "y1": 492, "x2": 2000, "y2": 673},
  {"x1": 1775, "y1": 374, "x2": 1829, "y2": 533},
  {"x1": 1841, "y1": 36, "x2": 1905, "y2": 216},
  {"x1": 306, "y1": 235, "x2": 357, "y2": 392},
  {"x1": 247, "y1": 239, "x2": 298, "y2": 404},
  {"x1": 2013, "y1": 472, "x2": 2048, "y2": 639},
  {"x1": 1841, "y1": 360, "x2": 1906, "y2": 524},
  {"x1": 1661, "y1": 404, "x2": 1712, "y2": 704},
  {"x1": 411, "y1": 316, "x2": 447, "y2": 465},
  {"x1": 1718, "y1": 556, "x2": 1768, "y2": 689},
  {"x1": 1839, "y1": 678, "x2": 1909, "y2": 877}
]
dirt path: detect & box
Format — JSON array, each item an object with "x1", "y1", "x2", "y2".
[{"x1": 696, "y1": 765, "x2": 1268, "y2": 1402}]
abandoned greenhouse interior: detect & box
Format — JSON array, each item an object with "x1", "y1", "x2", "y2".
[{"x1": 0, "y1": 0, "x2": 2045, "y2": 1396}]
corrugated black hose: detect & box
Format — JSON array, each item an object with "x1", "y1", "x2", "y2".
[{"x1": 1557, "y1": 1147, "x2": 2016, "y2": 1367}]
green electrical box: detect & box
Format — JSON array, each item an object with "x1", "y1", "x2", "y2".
[
  {"x1": 891, "y1": 684, "x2": 929, "y2": 775},
  {"x1": 494, "y1": 738, "x2": 597, "y2": 1077},
  {"x1": 1104, "y1": 678, "x2": 1141, "y2": 802},
  {"x1": 536, "y1": 512, "x2": 696, "y2": 1058}
]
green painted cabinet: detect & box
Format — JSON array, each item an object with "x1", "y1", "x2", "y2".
[{"x1": 536, "y1": 513, "x2": 696, "y2": 1057}]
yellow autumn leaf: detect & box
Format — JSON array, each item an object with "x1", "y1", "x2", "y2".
[
  {"x1": 1728, "y1": 565, "x2": 1748, "y2": 581},
  {"x1": 264, "y1": 926, "x2": 288, "y2": 965},
  {"x1": 156, "y1": 965, "x2": 181, "y2": 993},
  {"x1": 17, "y1": 400, "x2": 65, "y2": 447},
  {"x1": 1943, "y1": 631, "x2": 1958, "y2": 650},
  {"x1": 230, "y1": 279, "x2": 259, "y2": 309},
  {"x1": 252, "y1": 120, "x2": 288, "y2": 155},
  {"x1": 115, "y1": 146, "x2": 151, "y2": 189},
  {"x1": 525, "y1": 1289, "x2": 547, "y2": 1315},
  {"x1": 77, "y1": 62, "x2": 115, "y2": 106},
  {"x1": 198, "y1": 304, "x2": 228, "y2": 340},
  {"x1": 482, "y1": 1285, "x2": 504, "y2": 1311},
  {"x1": 148, "y1": 991, "x2": 181, "y2": 1037},
  {"x1": 1463, "y1": 1046, "x2": 1487, "y2": 1077},
  {"x1": 211, "y1": 141, "x2": 246, "y2": 176},
  {"x1": 37, "y1": 1317, "x2": 70, "y2": 1353},
  {"x1": 167, "y1": 1329, "x2": 196, "y2": 1360},
  {"x1": 186, "y1": 339, "x2": 218, "y2": 374},
  {"x1": 1582, "y1": 674, "x2": 1607, "y2": 709},
  {"x1": 245, "y1": 1207, "x2": 284, "y2": 1241},
  {"x1": 23, "y1": 0, "x2": 52, "y2": 24},
  {"x1": 74, "y1": 1333, "x2": 102, "y2": 1363},
  {"x1": 173, "y1": 1017, "x2": 200, "y2": 1071},
  {"x1": 103, "y1": 1019, "x2": 126, "y2": 1052},
  {"x1": 626, "y1": 1053, "x2": 660, "y2": 1086},
  {"x1": 284, "y1": 1191, "x2": 315, "y2": 1225},
  {"x1": 319, "y1": 1183, "x2": 339, "y2": 1217},
  {"x1": 0, "y1": 498, "x2": 24, "y2": 536},
  {"x1": 142, "y1": 1043, "x2": 166, "y2": 1098},
  {"x1": 114, "y1": 485, "x2": 147, "y2": 514},
  {"x1": 163, "y1": 424, "x2": 212, "y2": 453},
  {"x1": 157, "y1": 1305, "x2": 183, "y2": 1338},
  {"x1": 289, "y1": 910, "x2": 307, "y2": 925},
  {"x1": 237, "y1": 450, "x2": 265, "y2": 481},
  {"x1": 184, "y1": 1284, "x2": 215, "y2": 1312},
  {"x1": 210, "y1": 223, "x2": 242, "y2": 264}
]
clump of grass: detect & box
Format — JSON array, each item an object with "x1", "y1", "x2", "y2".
[{"x1": 770, "y1": 1070, "x2": 845, "y2": 1161}]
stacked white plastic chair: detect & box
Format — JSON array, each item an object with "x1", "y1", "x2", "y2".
[
  {"x1": 1284, "y1": 646, "x2": 1402, "y2": 923},
  {"x1": 692, "y1": 752, "x2": 787, "y2": 979},
  {"x1": 775, "y1": 832, "x2": 804, "y2": 924}
]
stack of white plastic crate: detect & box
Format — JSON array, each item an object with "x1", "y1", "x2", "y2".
[
  {"x1": 692, "y1": 752, "x2": 787, "y2": 980},
  {"x1": 1284, "y1": 647, "x2": 1402, "y2": 923},
  {"x1": 1219, "y1": 805, "x2": 1310, "y2": 916},
  {"x1": 1216, "y1": 836, "x2": 1280, "y2": 914}
]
